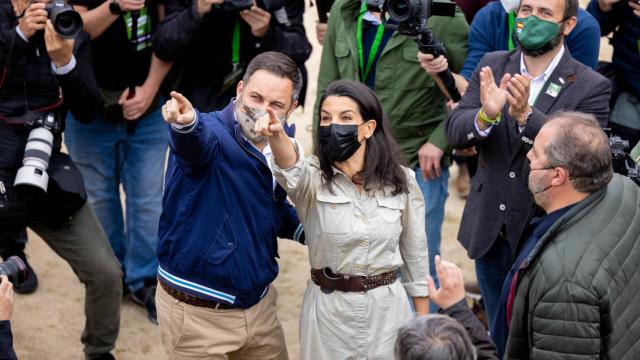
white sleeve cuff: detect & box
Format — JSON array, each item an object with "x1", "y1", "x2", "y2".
[
  {"x1": 171, "y1": 112, "x2": 198, "y2": 133},
  {"x1": 51, "y1": 55, "x2": 77, "y2": 75},
  {"x1": 474, "y1": 114, "x2": 493, "y2": 137},
  {"x1": 15, "y1": 26, "x2": 28, "y2": 43}
]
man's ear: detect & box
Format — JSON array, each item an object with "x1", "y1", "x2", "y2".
[
  {"x1": 287, "y1": 100, "x2": 299, "y2": 118},
  {"x1": 236, "y1": 80, "x2": 244, "y2": 99},
  {"x1": 552, "y1": 167, "x2": 570, "y2": 187},
  {"x1": 562, "y1": 16, "x2": 577, "y2": 36}
]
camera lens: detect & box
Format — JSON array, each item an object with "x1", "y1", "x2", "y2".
[
  {"x1": 48, "y1": 4, "x2": 83, "y2": 39},
  {"x1": 0, "y1": 256, "x2": 28, "y2": 287},
  {"x1": 14, "y1": 127, "x2": 54, "y2": 193},
  {"x1": 388, "y1": 0, "x2": 414, "y2": 22}
]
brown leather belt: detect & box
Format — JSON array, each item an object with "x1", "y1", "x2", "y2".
[
  {"x1": 159, "y1": 279, "x2": 238, "y2": 310},
  {"x1": 310, "y1": 268, "x2": 397, "y2": 293}
]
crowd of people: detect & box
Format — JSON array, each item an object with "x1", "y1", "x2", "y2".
[{"x1": 0, "y1": 0, "x2": 639, "y2": 358}]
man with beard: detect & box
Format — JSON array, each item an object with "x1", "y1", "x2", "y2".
[
  {"x1": 501, "y1": 112, "x2": 640, "y2": 359},
  {"x1": 155, "y1": 52, "x2": 303, "y2": 359},
  {"x1": 445, "y1": 0, "x2": 610, "y2": 333}
]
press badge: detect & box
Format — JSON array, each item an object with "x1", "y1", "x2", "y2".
[{"x1": 545, "y1": 82, "x2": 561, "y2": 98}]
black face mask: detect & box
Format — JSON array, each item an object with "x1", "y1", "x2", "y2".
[{"x1": 319, "y1": 124, "x2": 363, "y2": 162}]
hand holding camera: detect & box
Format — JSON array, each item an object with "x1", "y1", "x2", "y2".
[
  {"x1": 196, "y1": 0, "x2": 224, "y2": 17},
  {"x1": 417, "y1": 53, "x2": 448, "y2": 76},
  {"x1": 116, "y1": 0, "x2": 146, "y2": 13},
  {"x1": 240, "y1": 6, "x2": 272, "y2": 38},
  {"x1": 0, "y1": 276, "x2": 13, "y2": 322},
  {"x1": 44, "y1": 19, "x2": 74, "y2": 68},
  {"x1": 162, "y1": 91, "x2": 195, "y2": 126},
  {"x1": 18, "y1": 1, "x2": 48, "y2": 39}
]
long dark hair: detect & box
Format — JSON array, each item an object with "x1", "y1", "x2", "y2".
[{"x1": 315, "y1": 80, "x2": 408, "y2": 195}]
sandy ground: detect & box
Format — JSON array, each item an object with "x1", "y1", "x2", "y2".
[{"x1": 12, "y1": 1, "x2": 611, "y2": 359}]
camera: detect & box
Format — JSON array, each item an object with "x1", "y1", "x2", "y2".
[
  {"x1": 221, "y1": 0, "x2": 284, "y2": 12},
  {"x1": 0, "y1": 256, "x2": 28, "y2": 287},
  {"x1": 45, "y1": 0, "x2": 83, "y2": 39},
  {"x1": 608, "y1": 132, "x2": 640, "y2": 186},
  {"x1": 366, "y1": 0, "x2": 460, "y2": 102},
  {"x1": 13, "y1": 112, "x2": 61, "y2": 194}
]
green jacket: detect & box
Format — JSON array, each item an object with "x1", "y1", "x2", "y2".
[
  {"x1": 314, "y1": 0, "x2": 468, "y2": 168},
  {"x1": 505, "y1": 174, "x2": 640, "y2": 360}
]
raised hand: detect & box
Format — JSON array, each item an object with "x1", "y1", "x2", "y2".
[
  {"x1": 479, "y1": 66, "x2": 510, "y2": 119},
  {"x1": 426, "y1": 255, "x2": 466, "y2": 310},
  {"x1": 196, "y1": 0, "x2": 224, "y2": 17},
  {"x1": 162, "y1": 91, "x2": 195, "y2": 126}
]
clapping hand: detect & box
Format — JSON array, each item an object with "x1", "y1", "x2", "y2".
[
  {"x1": 479, "y1": 66, "x2": 510, "y2": 119},
  {"x1": 506, "y1": 74, "x2": 532, "y2": 126}
]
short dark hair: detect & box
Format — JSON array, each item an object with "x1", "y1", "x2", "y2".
[
  {"x1": 563, "y1": 0, "x2": 578, "y2": 19},
  {"x1": 395, "y1": 314, "x2": 476, "y2": 360},
  {"x1": 315, "y1": 80, "x2": 408, "y2": 195},
  {"x1": 242, "y1": 51, "x2": 303, "y2": 101},
  {"x1": 544, "y1": 111, "x2": 613, "y2": 193}
]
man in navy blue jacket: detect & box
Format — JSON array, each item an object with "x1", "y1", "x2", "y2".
[{"x1": 155, "y1": 52, "x2": 304, "y2": 360}]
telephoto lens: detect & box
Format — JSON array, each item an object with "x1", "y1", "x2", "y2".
[
  {"x1": 0, "y1": 256, "x2": 28, "y2": 287},
  {"x1": 14, "y1": 126, "x2": 54, "y2": 193}
]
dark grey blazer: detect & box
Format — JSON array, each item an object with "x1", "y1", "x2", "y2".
[{"x1": 446, "y1": 48, "x2": 611, "y2": 259}]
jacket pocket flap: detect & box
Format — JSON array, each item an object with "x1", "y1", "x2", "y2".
[
  {"x1": 317, "y1": 192, "x2": 352, "y2": 204},
  {"x1": 376, "y1": 196, "x2": 405, "y2": 210},
  {"x1": 335, "y1": 41, "x2": 351, "y2": 58}
]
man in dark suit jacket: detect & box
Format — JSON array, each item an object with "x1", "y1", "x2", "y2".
[{"x1": 445, "y1": 0, "x2": 611, "y2": 332}]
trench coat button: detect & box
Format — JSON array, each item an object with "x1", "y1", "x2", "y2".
[
  {"x1": 509, "y1": 171, "x2": 516, "y2": 179},
  {"x1": 499, "y1": 204, "x2": 506, "y2": 211},
  {"x1": 360, "y1": 241, "x2": 369, "y2": 247}
]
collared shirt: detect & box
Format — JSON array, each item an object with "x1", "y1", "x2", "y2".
[
  {"x1": 520, "y1": 45, "x2": 565, "y2": 105},
  {"x1": 475, "y1": 46, "x2": 565, "y2": 137}
]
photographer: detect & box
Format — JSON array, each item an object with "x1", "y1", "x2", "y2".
[
  {"x1": 0, "y1": 276, "x2": 16, "y2": 360},
  {"x1": 588, "y1": 0, "x2": 640, "y2": 148},
  {"x1": 65, "y1": 0, "x2": 173, "y2": 324},
  {"x1": 152, "y1": 0, "x2": 312, "y2": 111},
  {"x1": 0, "y1": 1, "x2": 123, "y2": 359}
]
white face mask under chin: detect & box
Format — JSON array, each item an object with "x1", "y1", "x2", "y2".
[{"x1": 500, "y1": 0, "x2": 520, "y2": 13}]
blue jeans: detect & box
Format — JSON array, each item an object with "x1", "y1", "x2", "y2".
[
  {"x1": 475, "y1": 236, "x2": 513, "y2": 334},
  {"x1": 65, "y1": 107, "x2": 168, "y2": 292},
  {"x1": 414, "y1": 167, "x2": 450, "y2": 313}
]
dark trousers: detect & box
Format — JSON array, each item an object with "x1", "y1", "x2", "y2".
[
  {"x1": 27, "y1": 203, "x2": 122, "y2": 357},
  {"x1": 475, "y1": 234, "x2": 513, "y2": 334}
]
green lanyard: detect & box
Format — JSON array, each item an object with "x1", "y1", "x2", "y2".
[
  {"x1": 356, "y1": 2, "x2": 385, "y2": 82},
  {"x1": 232, "y1": 20, "x2": 241, "y2": 66},
  {"x1": 508, "y1": 11, "x2": 515, "y2": 51}
]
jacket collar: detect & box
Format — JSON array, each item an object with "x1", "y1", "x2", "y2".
[{"x1": 518, "y1": 182, "x2": 608, "y2": 271}]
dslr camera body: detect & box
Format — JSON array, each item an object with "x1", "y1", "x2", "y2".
[
  {"x1": 45, "y1": 0, "x2": 83, "y2": 39},
  {"x1": 220, "y1": 0, "x2": 284, "y2": 12},
  {"x1": 608, "y1": 133, "x2": 640, "y2": 186},
  {"x1": 366, "y1": 0, "x2": 461, "y2": 101}
]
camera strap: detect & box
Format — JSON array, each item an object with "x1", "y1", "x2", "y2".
[
  {"x1": 508, "y1": 11, "x2": 516, "y2": 51},
  {"x1": 356, "y1": 2, "x2": 385, "y2": 83},
  {"x1": 232, "y1": 19, "x2": 241, "y2": 67}
]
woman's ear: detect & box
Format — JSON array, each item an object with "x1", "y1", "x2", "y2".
[{"x1": 362, "y1": 119, "x2": 377, "y2": 140}]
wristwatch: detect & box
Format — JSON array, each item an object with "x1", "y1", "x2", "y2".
[
  {"x1": 109, "y1": 0, "x2": 122, "y2": 15},
  {"x1": 519, "y1": 107, "x2": 533, "y2": 127}
]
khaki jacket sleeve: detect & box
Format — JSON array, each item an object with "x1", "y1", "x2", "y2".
[
  {"x1": 271, "y1": 139, "x2": 317, "y2": 221},
  {"x1": 399, "y1": 168, "x2": 430, "y2": 297}
]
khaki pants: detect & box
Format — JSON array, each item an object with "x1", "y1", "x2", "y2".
[{"x1": 157, "y1": 282, "x2": 289, "y2": 360}]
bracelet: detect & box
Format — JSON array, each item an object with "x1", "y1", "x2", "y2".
[{"x1": 478, "y1": 108, "x2": 501, "y2": 125}]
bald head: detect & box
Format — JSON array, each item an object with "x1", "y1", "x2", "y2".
[{"x1": 542, "y1": 111, "x2": 613, "y2": 193}]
